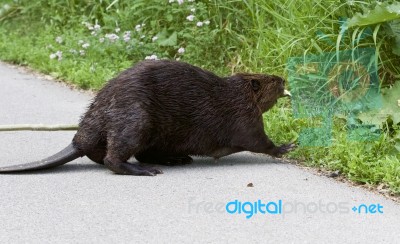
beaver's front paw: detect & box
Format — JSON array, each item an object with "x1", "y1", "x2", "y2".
[{"x1": 274, "y1": 143, "x2": 297, "y2": 157}]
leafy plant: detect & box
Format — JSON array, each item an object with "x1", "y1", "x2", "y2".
[{"x1": 347, "y1": 2, "x2": 400, "y2": 28}]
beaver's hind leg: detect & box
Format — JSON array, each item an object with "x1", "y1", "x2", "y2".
[
  {"x1": 85, "y1": 140, "x2": 107, "y2": 165},
  {"x1": 103, "y1": 116, "x2": 163, "y2": 176}
]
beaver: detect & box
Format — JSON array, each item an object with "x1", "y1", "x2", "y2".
[{"x1": 0, "y1": 60, "x2": 294, "y2": 176}]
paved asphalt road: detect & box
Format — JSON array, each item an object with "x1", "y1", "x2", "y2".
[{"x1": 0, "y1": 62, "x2": 399, "y2": 243}]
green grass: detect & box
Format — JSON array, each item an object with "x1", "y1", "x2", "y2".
[{"x1": 0, "y1": 0, "x2": 399, "y2": 194}]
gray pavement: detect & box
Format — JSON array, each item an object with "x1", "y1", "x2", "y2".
[{"x1": 0, "y1": 62, "x2": 399, "y2": 244}]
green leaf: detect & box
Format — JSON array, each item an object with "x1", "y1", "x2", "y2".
[
  {"x1": 158, "y1": 31, "x2": 177, "y2": 47},
  {"x1": 166, "y1": 14, "x2": 173, "y2": 22},
  {"x1": 357, "y1": 81, "x2": 400, "y2": 125},
  {"x1": 389, "y1": 20, "x2": 400, "y2": 56},
  {"x1": 382, "y1": 81, "x2": 400, "y2": 125},
  {"x1": 395, "y1": 141, "x2": 400, "y2": 152},
  {"x1": 347, "y1": 2, "x2": 400, "y2": 28}
]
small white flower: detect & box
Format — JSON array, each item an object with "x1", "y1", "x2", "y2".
[
  {"x1": 176, "y1": 57, "x2": 181, "y2": 61},
  {"x1": 55, "y1": 36, "x2": 63, "y2": 44},
  {"x1": 140, "y1": 35, "x2": 145, "y2": 39},
  {"x1": 83, "y1": 22, "x2": 93, "y2": 30},
  {"x1": 177, "y1": 0, "x2": 184, "y2": 4},
  {"x1": 178, "y1": 47, "x2": 185, "y2": 54},
  {"x1": 115, "y1": 27, "x2": 120, "y2": 33},
  {"x1": 51, "y1": 51, "x2": 63, "y2": 61},
  {"x1": 145, "y1": 54, "x2": 158, "y2": 60},
  {"x1": 196, "y1": 21, "x2": 203, "y2": 27},
  {"x1": 204, "y1": 20, "x2": 210, "y2": 25},
  {"x1": 105, "y1": 33, "x2": 120, "y2": 42},
  {"x1": 79, "y1": 50, "x2": 85, "y2": 56},
  {"x1": 186, "y1": 15, "x2": 195, "y2": 21},
  {"x1": 190, "y1": 8, "x2": 195, "y2": 12},
  {"x1": 188, "y1": 0, "x2": 194, "y2": 2},
  {"x1": 69, "y1": 49, "x2": 78, "y2": 54},
  {"x1": 152, "y1": 36, "x2": 158, "y2": 42},
  {"x1": 89, "y1": 24, "x2": 101, "y2": 36},
  {"x1": 135, "y1": 23, "x2": 145, "y2": 32},
  {"x1": 99, "y1": 37, "x2": 105, "y2": 43},
  {"x1": 169, "y1": 0, "x2": 174, "y2": 3},
  {"x1": 123, "y1": 31, "x2": 131, "y2": 42},
  {"x1": 82, "y1": 43, "x2": 90, "y2": 49},
  {"x1": 78, "y1": 40, "x2": 84, "y2": 45}
]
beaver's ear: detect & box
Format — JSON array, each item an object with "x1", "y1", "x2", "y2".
[{"x1": 251, "y1": 79, "x2": 260, "y2": 91}]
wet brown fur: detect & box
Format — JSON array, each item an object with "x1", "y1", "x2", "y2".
[{"x1": 72, "y1": 60, "x2": 293, "y2": 175}]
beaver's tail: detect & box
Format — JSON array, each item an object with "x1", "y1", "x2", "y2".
[{"x1": 0, "y1": 143, "x2": 83, "y2": 172}]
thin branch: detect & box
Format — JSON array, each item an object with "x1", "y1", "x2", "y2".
[{"x1": 0, "y1": 124, "x2": 79, "y2": 131}]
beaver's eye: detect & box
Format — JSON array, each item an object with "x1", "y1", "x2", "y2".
[{"x1": 251, "y1": 79, "x2": 260, "y2": 91}]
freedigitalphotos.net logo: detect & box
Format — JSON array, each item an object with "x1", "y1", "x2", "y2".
[
  {"x1": 225, "y1": 199, "x2": 348, "y2": 219},
  {"x1": 187, "y1": 197, "x2": 384, "y2": 219}
]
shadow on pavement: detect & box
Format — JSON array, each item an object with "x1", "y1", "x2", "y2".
[{"x1": 0, "y1": 153, "x2": 285, "y2": 175}]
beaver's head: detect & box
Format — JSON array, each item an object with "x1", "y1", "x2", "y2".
[{"x1": 236, "y1": 73, "x2": 290, "y2": 112}]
